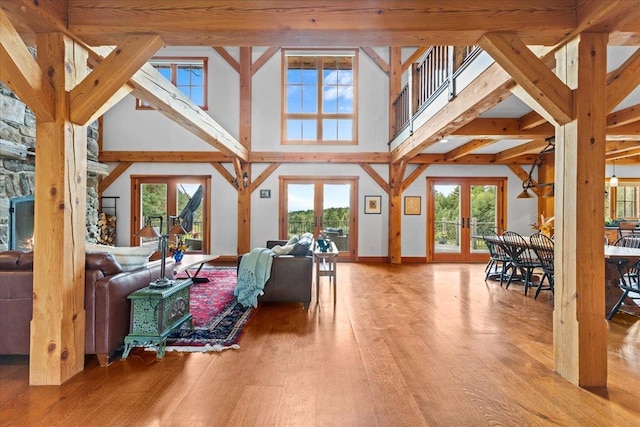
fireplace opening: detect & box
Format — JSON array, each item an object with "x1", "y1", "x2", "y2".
[{"x1": 9, "y1": 195, "x2": 35, "y2": 250}]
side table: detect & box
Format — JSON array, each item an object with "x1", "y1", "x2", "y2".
[
  {"x1": 314, "y1": 241, "x2": 338, "y2": 304},
  {"x1": 122, "y1": 279, "x2": 194, "y2": 360}
]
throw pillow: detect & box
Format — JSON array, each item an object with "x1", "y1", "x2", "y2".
[
  {"x1": 271, "y1": 244, "x2": 295, "y2": 255},
  {"x1": 291, "y1": 234, "x2": 313, "y2": 256},
  {"x1": 286, "y1": 235, "x2": 299, "y2": 246}
]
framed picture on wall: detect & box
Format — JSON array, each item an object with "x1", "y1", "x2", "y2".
[
  {"x1": 364, "y1": 195, "x2": 381, "y2": 214},
  {"x1": 260, "y1": 189, "x2": 271, "y2": 199},
  {"x1": 404, "y1": 196, "x2": 421, "y2": 215}
]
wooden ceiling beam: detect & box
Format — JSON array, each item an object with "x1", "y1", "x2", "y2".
[
  {"x1": 249, "y1": 152, "x2": 391, "y2": 163},
  {"x1": 607, "y1": 48, "x2": 640, "y2": 112},
  {"x1": 361, "y1": 47, "x2": 389, "y2": 75},
  {"x1": 479, "y1": 33, "x2": 573, "y2": 125},
  {"x1": 400, "y1": 164, "x2": 428, "y2": 193},
  {"x1": 519, "y1": 111, "x2": 547, "y2": 130},
  {"x1": 99, "y1": 151, "x2": 233, "y2": 162},
  {"x1": 213, "y1": 47, "x2": 240, "y2": 73},
  {"x1": 606, "y1": 146, "x2": 640, "y2": 160},
  {"x1": 608, "y1": 122, "x2": 640, "y2": 139},
  {"x1": 0, "y1": 8, "x2": 55, "y2": 122},
  {"x1": 248, "y1": 163, "x2": 280, "y2": 193},
  {"x1": 359, "y1": 163, "x2": 390, "y2": 194},
  {"x1": 410, "y1": 153, "x2": 537, "y2": 165},
  {"x1": 70, "y1": 34, "x2": 164, "y2": 125},
  {"x1": 452, "y1": 119, "x2": 555, "y2": 139},
  {"x1": 576, "y1": 0, "x2": 640, "y2": 37},
  {"x1": 494, "y1": 139, "x2": 550, "y2": 162},
  {"x1": 63, "y1": 0, "x2": 576, "y2": 47},
  {"x1": 606, "y1": 140, "x2": 640, "y2": 153},
  {"x1": 444, "y1": 139, "x2": 496, "y2": 161},
  {"x1": 251, "y1": 47, "x2": 280, "y2": 76},
  {"x1": 104, "y1": 55, "x2": 248, "y2": 160},
  {"x1": 607, "y1": 104, "x2": 640, "y2": 127}
]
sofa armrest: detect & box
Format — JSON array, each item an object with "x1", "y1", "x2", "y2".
[{"x1": 86, "y1": 259, "x2": 173, "y2": 355}]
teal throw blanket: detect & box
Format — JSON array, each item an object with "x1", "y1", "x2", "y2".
[{"x1": 235, "y1": 247, "x2": 275, "y2": 308}]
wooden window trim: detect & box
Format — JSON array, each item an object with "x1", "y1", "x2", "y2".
[
  {"x1": 136, "y1": 56, "x2": 208, "y2": 110},
  {"x1": 281, "y1": 48, "x2": 358, "y2": 145},
  {"x1": 130, "y1": 175, "x2": 211, "y2": 253}
]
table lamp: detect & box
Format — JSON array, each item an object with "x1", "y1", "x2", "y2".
[{"x1": 135, "y1": 218, "x2": 175, "y2": 288}]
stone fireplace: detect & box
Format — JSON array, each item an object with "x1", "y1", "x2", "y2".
[{"x1": 1, "y1": 82, "x2": 104, "y2": 251}]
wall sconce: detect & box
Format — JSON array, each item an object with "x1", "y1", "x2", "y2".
[
  {"x1": 610, "y1": 160, "x2": 618, "y2": 188},
  {"x1": 516, "y1": 137, "x2": 555, "y2": 199},
  {"x1": 242, "y1": 172, "x2": 249, "y2": 188}
]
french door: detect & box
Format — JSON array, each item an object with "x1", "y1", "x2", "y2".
[
  {"x1": 279, "y1": 177, "x2": 358, "y2": 260},
  {"x1": 427, "y1": 177, "x2": 506, "y2": 262},
  {"x1": 131, "y1": 175, "x2": 210, "y2": 253}
]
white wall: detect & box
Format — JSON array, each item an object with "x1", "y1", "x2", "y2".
[{"x1": 101, "y1": 45, "x2": 603, "y2": 259}]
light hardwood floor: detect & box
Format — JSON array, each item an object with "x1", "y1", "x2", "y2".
[{"x1": 1, "y1": 262, "x2": 640, "y2": 426}]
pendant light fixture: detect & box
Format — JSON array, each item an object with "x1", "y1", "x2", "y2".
[{"x1": 610, "y1": 160, "x2": 618, "y2": 188}]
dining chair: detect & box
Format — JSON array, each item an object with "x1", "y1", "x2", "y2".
[
  {"x1": 529, "y1": 232, "x2": 554, "y2": 299},
  {"x1": 501, "y1": 231, "x2": 543, "y2": 296},
  {"x1": 618, "y1": 222, "x2": 638, "y2": 239},
  {"x1": 482, "y1": 230, "x2": 512, "y2": 286},
  {"x1": 607, "y1": 234, "x2": 640, "y2": 320}
]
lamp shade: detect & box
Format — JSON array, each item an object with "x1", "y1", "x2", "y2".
[
  {"x1": 135, "y1": 224, "x2": 161, "y2": 238},
  {"x1": 169, "y1": 223, "x2": 187, "y2": 235},
  {"x1": 516, "y1": 188, "x2": 533, "y2": 199}
]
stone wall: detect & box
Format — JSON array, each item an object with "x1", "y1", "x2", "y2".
[{"x1": 0, "y1": 82, "x2": 101, "y2": 250}]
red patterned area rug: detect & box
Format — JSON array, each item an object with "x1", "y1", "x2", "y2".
[{"x1": 165, "y1": 267, "x2": 254, "y2": 352}]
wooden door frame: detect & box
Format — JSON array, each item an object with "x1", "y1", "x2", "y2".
[
  {"x1": 279, "y1": 176, "x2": 358, "y2": 260},
  {"x1": 130, "y1": 175, "x2": 211, "y2": 254},
  {"x1": 426, "y1": 177, "x2": 506, "y2": 262}
]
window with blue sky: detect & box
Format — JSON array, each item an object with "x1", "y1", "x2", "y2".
[
  {"x1": 283, "y1": 50, "x2": 357, "y2": 144},
  {"x1": 136, "y1": 57, "x2": 208, "y2": 110}
]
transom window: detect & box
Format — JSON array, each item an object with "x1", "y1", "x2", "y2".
[
  {"x1": 136, "y1": 57, "x2": 208, "y2": 110},
  {"x1": 282, "y1": 49, "x2": 357, "y2": 144}
]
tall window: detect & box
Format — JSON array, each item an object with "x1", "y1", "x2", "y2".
[
  {"x1": 282, "y1": 49, "x2": 357, "y2": 144},
  {"x1": 137, "y1": 57, "x2": 208, "y2": 110},
  {"x1": 608, "y1": 180, "x2": 640, "y2": 219}
]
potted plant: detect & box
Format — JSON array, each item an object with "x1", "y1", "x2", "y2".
[{"x1": 435, "y1": 230, "x2": 448, "y2": 244}]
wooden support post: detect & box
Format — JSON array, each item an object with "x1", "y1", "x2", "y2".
[
  {"x1": 554, "y1": 33, "x2": 608, "y2": 387},
  {"x1": 237, "y1": 47, "x2": 252, "y2": 254},
  {"x1": 389, "y1": 47, "x2": 402, "y2": 140},
  {"x1": 388, "y1": 161, "x2": 405, "y2": 264},
  {"x1": 30, "y1": 33, "x2": 87, "y2": 385}
]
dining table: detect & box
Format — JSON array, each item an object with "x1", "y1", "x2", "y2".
[
  {"x1": 478, "y1": 233, "x2": 640, "y2": 317},
  {"x1": 604, "y1": 245, "x2": 640, "y2": 317}
]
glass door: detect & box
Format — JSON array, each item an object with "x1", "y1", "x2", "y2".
[
  {"x1": 427, "y1": 177, "x2": 505, "y2": 262},
  {"x1": 132, "y1": 176, "x2": 210, "y2": 254},
  {"x1": 280, "y1": 177, "x2": 357, "y2": 260}
]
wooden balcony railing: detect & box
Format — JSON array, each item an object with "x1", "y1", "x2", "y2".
[{"x1": 392, "y1": 45, "x2": 480, "y2": 139}]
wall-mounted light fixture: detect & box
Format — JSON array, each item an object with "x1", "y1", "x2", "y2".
[
  {"x1": 516, "y1": 137, "x2": 555, "y2": 199},
  {"x1": 242, "y1": 172, "x2": 249, "y2": 188}
]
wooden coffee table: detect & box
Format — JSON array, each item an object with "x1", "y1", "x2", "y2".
[{"x1": 173, "y1": 253, "x2": 219, "y2": 283}]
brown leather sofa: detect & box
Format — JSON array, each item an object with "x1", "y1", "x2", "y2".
[
  {"x1": 0, "y1": 250, "x2": 173, "y2": 366},
  {"x1": 238, "y1": 240, "x2": 313, "y2": 309}
]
